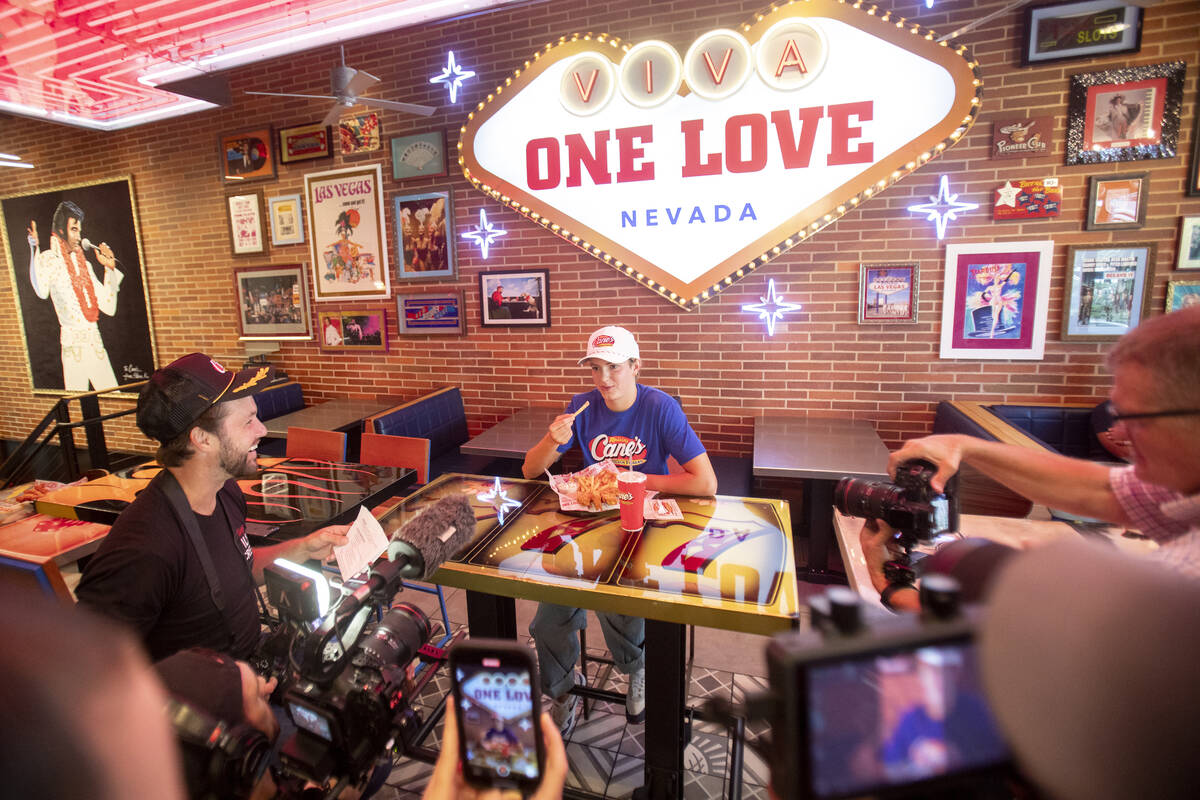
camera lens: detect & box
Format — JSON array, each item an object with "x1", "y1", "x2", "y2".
[
  {"x1": 834, "y1": 477, "x2": 906, "y2": 521},
  {"x1": 356, "y1": 602, "x2": 431, "y2": 670}
]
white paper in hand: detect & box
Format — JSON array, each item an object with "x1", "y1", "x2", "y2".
[{"x1": 334, "y1": 505, "x2": 390, "y2": 582}]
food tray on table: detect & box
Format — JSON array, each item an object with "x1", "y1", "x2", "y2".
[{"x1": 547, "y1": 460, "x2": 620, "y2": 512}]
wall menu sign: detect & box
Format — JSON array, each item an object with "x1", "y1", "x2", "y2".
[{"x1": 459, "y1": 1, "x2": 982, "y2": 309}]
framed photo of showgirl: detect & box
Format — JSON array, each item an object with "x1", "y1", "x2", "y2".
[
  {"x1": 479, "y1": 269, "x2": 550, "y2": 327},
  {"x1": 1061, "y1": 244, "x2": 1156, "y2": 342},
  {"x1": 858, "y1": 263, "x2": 918, "y2": 324},
  {"x1": 1166, "y1": 280, "x2": 1200, "y2": 312},
  {"x1": 391, "y1": 131, "x2": 448, "y2": 180},
  {"x1": 304, "y1": 164, "x2": 390, "y2": 301},
  {"x1": 939, "y1": 240, "x2": 1053, "y2": 360},
  {"x1": 0, "y1": 176, "x2": 157, "y2": 395},
  {"x1": 317, "y1": 308, "x2": 388, "y2": 352},
  {"x1": 233, "y1": 264, "x2": 312, "y2": 341},
  {"x1": 1177, "y1": 216, "x2": 1200, "y2": 270},
  {"x1": 226, "y1": 191, "x2": 267, "y2": 255},
  {"x1": 1065, "y1": 61, "x2": 1185, "y2": 166},
  {"x1": 1085, "y1": 173, "x2": 1148, "y2": 231},
  {"x1": 1020, "y1": 2, "x2": 1142, "y2": 67},
  {"x1": 278, "y1": 122, "x2": 333, "y2": 164},
  {"x1": 396, "y1": 291, "x2": 465, "y2": 335},
  {"x1": 267, "y1": 194, "x2": 305, "y2": 246},
  {"x1": 394, "y1": 189, "x2": 455, "y2": 280},
  {"x1": 219, "y1": 127, "x2": 276, "y2": 184}
]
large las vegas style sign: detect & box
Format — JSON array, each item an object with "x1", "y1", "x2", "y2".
[{"x1": 459, "y1": 0, "x2": 983, "y2": 309}]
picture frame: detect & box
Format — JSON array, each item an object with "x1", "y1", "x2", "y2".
[
  {"x1": 1177, "y1": 216, "x2": 1200, "y2": 270},
  {"x1": 1085, "y1": 173, "x2": 1148, "y2": 231},
  {"x1": 317, "y1": 308, "x2": 388, "y2": 352},
  {"x1": 1061, "y1": 243, "x2": 1156, "y2": 341},
  {"x1": 278, "y1": 122, "x2": 333, "y2": 164},
  {"x1": 479, "y1": 269, "x2": 551, "y2": 327},
  {"x1": 391, "y1": 130, "x2": 448, "y2": 180},
  {"x1": 233, "y1": 264, "x2": 312, "y2": 340},
  {"x1": 1189, "y1": 85, "x2": 1200, "y2": 197},
  {"x1": 395, "y1": 189, "x2": 455, "y2": 280},
  {"x1": 857, "y1": 263, "x2": 918, "y2": 324},
  {"x1": 1065, "y1": 61, "x2": 1185, "y2": 166},
  {"x1": 267, "y1": 194, "x2": 305, "y2": 246},
  {"x1": 0, "y1": 176, "x2": 158, "y2": 395},
  {"x1": 226, "y1": 190, "x2": 267, "y2": 256},
  {"x1": 1020, "y1": 1, "x2": 1142, "y2": 67},
  {"x1": 338, "y1": 112, "x2": 381, "y2": 156},
  {"x1": 939, "y1": 240, "x2": 1053, "y2": 360},
  {"x1": 219, "y1": 127, "x2": 276, "y2": 184},
  {"x1": 396, "y1": 291, "x2": 465, "y2": 335},
  {"x1": 1166, "y1": 280, "x2": 1200, "y2": 312},
  {"x1": 304, "y1": 164, "x2": 390, "y2": 301}
]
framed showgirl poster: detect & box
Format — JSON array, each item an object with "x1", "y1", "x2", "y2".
[
  {"x1": 1065, "y1": 61, "x2": 1184, "y2": 166},
  {"x1": 858, "y1": 263, "x2": 917, "y2": 324},
  {"x1": 1061, "y1": 244, "x2": 1155, "y2": 341},
  {"x1": 939, "y1": 240, "x2": 1053, "y2": 360},
  {"x1": 304, "y1": 164, "x2": 389, "y2": 301}
]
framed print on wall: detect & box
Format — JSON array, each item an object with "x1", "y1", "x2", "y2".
[
  {"x1": 396, "y1": 291, "x2": 465, "y2": 335},
  {"x1": 1020, "y1": 1, "x2": 1142, "y2": 67},
  {"x1": 339, "y1": 113, "x2": 381, "y2": 155},
  {"x1": 858, "y1": 263, "x2": 918, "y2": 324},
  {"x1": 1166, "y1": 280, "x2": 1200, "y2": 312},
  {"x1": 304, "y1": 164, "x2": 390, "y2": 301},
  {"x1": 267, "y1": 194, "x2": 305, "y2": 246},
  {"x1": 0, "y1": 176, "x2": 157, "y2": 395},
  {"x1": 219, "y1": 127, "x2": 276, "y2": 183},
  {"x1": 233, "y1": 264, "x2": 311, "y2": 340},
  {"x1": 479, "y1": 269, "x2": 551, "y2": 327},
  {"x1": 1065, "y1": 61, "x2": 1185, "y2": 166},
  {"x1": 391, "y1": 130, "x2": 448, "y2": 180},
  {"x1": 1085, "y1": 173, "x2": 1148, "y2": 231},
  {"x1": 1177, "y1": 216, "x2": 1200, "y2": 270},
  {"x1": 939, "y1": 240, "x2": 1053, "y2": 360},
  {"x1": 227, "y1": 190, "x2": 267, "y2": 255},
  {"x1": 317, "y1": 308, "x2": 388, "y2": 352},
  {"x1": 279, "y1": 122, "x2": 333, "y2": 164},
  {"x1": 1061, "y1": 244, "x2": 1156, "y2": 341},
  {"x1": 395, "y1": 189, "x2": 455, "y2": 281},
  {"x1": 1190, "y1": 88, "x2": 1200, "y2": 196}
]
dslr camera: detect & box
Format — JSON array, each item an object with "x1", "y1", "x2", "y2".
[{"x1": 833, "y1": 458, "x2": 957, "y2": 546}]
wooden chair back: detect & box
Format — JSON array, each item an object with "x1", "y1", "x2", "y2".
[
  {"x1": 359, "y1": 432, "x2": 431, "y2": 484},
  {"x1": 285, "y1": 427, "x2": 347, "y2": 462}
]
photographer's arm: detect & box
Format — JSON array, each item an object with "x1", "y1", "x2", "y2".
[
  {"x1": 859, "y1": 520, "x2": 920, "y2": 613},
  {"x1": 251, "y1": 524, "x2": 350, "y2": 583},
  {"x1": 889, "y1": 434, "x2": 1131, "y2": 526}
]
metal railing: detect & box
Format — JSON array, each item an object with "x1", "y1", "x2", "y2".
[{"x1": 1, "y1": 380, "x2": 149, "y2": 489}]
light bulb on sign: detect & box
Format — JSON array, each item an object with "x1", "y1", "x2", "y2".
[
  {"x1": 461, "y1": 209, "x2": 507, "y2": 258},
  {"x1": 430, "y1": 51, "x2": 476, "y2": 104},
  {"x1": 742, "y1": 278, "x2": 803, "y2": 336},
  {"x1": 907, "y1": 175, "x2": 978, "y2": 240}
]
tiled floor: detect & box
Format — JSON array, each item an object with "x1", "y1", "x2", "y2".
[{"x1": 373, "y1": 582, "x2": 812, "y2": 798}]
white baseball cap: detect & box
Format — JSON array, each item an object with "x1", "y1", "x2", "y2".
[{"x1": 579, "y1": 326, "x2": 640, "y2": 365}]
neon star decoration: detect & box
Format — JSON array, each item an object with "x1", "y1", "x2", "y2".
[
  {"x1": 461, "y1": 209, "x2": 507, "y2": 258},
  {"x1": 477, "y1": 476, "x2": 520, "y2": 524},
  {"x1": 430, "y1": 50, "x2": 475, "y2": 104},
  {"x1": 741, "y1": 278, "x2": 803, "y2": 336},
  {"x1": 908, "y1": 175, "x2": 978, "y2": 240}
]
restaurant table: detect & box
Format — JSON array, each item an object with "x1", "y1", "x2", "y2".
[
  {"x1": 459, "y1": 406, "x2": 561, "y2": 459},
  {"x1": 752, "y1": 415, "x2": 890, "y2": 582},
  {"x1": 262, "y1": 396, "x2": 405, "y2": 460},
  {"x1": 35, "y1": 457, "x2": 414, "y2": 543},
  {"x1": 833, "y1": 508, "x2": 1159, "y2": 605},
  {"x1": 0, "y1": 512, "x2": 110, "y2": 566},
  {"x1": 377, "y1": 474, "x2": 802, "y2": 799}
]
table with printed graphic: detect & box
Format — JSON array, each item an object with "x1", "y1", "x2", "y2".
[{"x1": 377, "y1": 474, "x2": 801, "y2": 799}]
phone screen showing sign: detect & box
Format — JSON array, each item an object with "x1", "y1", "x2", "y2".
[{"x1": 456, "y1": 661, "x2": 540, "y2": 782}]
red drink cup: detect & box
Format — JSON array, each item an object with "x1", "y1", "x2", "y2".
[{"x1": 617, "y1": 471, "x2": 647, "y2": 532}]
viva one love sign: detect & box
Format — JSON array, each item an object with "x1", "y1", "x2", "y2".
[{"x1": 459, "y1": 0, "x2": 982, "y2": 309}]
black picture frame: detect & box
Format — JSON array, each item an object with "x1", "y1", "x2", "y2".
[
  {"x1": 479, "y1": 269, "x2": 551, "y2": 327},
  {"x1": 1021, "y1": 1, "x2": 1142, "y2": 67},
  {"x1": 1065, "y1": 61, "x2": 1185, "y2": 166},
  {"x1": 1189, "y1": 85, "x2": 1200, "y2": 197}
]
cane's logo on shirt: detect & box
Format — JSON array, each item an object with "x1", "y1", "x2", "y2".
[
  {"x1": 588, "y1": 434, "x2": 646, "y2": 465},
  {"x1": 236, "y1": 524, "x2": 252, "y2": 562}
]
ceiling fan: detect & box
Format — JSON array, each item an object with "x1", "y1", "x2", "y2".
[{"x1": 246, "y1": 46, "x2": 436, "y2": 127}]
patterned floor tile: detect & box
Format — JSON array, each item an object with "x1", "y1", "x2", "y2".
[
  {"x1": 570, "y1": 707, "x2": 627, "y2": 752},
  {"x1": 564, "y1": 742, "x2": 616, "y2": 794},
  {"x1": 683, "y1": 730, "x2": 729, "y2": 777},
  {"x1": 688, "y1": 667, "x2": 734, "y2": 702},
  {"x1": 617, "y1": 722, "x2": 646, "y2": 758},
  {"x1": 684, "y1": 769, "x2": 726, "y2": 799},
  {"x1": 606, "y1": 752, "x2": 646, "y2": 798},
  {"x1": 739, "y1": 738, "x2": 771, "y2": 787},
  {"x1": 731, "y1": 673, "x2": 773, "y2": 740}
]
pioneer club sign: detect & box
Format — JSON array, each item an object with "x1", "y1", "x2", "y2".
[{"x1": 460, "y1": 0, "x2": 982, "y2": 308}]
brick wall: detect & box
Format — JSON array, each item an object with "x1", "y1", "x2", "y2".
[{"x1": 1, "y1": 0, "x2": 1197, "y2": 459}]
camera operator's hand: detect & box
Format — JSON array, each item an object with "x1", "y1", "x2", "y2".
[
  {"x1": 860, "y1": 520, "x2": 920, "y2": 613},
  {"x1": 888, "y1": 435, "x2": 966, "y2": 493},
  {"x1": 300, "y1": 524, "x2": 352, "y2": 562},
  {"x1": 423, "y1": 701, "x2": 567, "y2": 800}
]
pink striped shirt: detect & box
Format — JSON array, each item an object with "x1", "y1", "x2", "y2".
[{"x1": 1111, "y1": 466, "x2": 1200, "y2": 578}]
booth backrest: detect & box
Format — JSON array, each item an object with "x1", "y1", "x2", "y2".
[
  {"x1": 364, "y1": 386, "x2": 469, "y2": 459},
  {"x1": 254, "y1": 381, "x2": 304, "y2": 421},
  {"x1": 933, "y1": 401, "x2": 1035, "y2": 518},
  {"x1": 986, "y1": 404, "x2": 1106, "y2": 460}
]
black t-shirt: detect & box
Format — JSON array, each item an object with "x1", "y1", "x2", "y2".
[{"x1": 76, "y1": 475, "x2": 261, "y2": 662}]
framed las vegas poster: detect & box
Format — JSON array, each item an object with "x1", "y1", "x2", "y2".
[
  {"x1": 304, "y1": 164, "x2": 390, "y2": 301},
  {"x1": 939, "y1": 240, "x2": 1054, "y2": 360}
]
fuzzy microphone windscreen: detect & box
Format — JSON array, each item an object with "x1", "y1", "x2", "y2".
[{"x1": 389, "y1": 494, "x2": 477, "y2": 578}]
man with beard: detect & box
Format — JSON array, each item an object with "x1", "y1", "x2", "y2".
[{"x1": 77, "y1": 353, "x2": 349, "y2": 662}]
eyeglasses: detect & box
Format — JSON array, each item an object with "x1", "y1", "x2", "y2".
[{"x1": 1105, "y1": 401, "x2": 1200, "y2": 423}]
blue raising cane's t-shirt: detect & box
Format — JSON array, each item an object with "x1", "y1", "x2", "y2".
[{"x1": 556, "y1": 385, "x2": 706, "y2": 474}]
